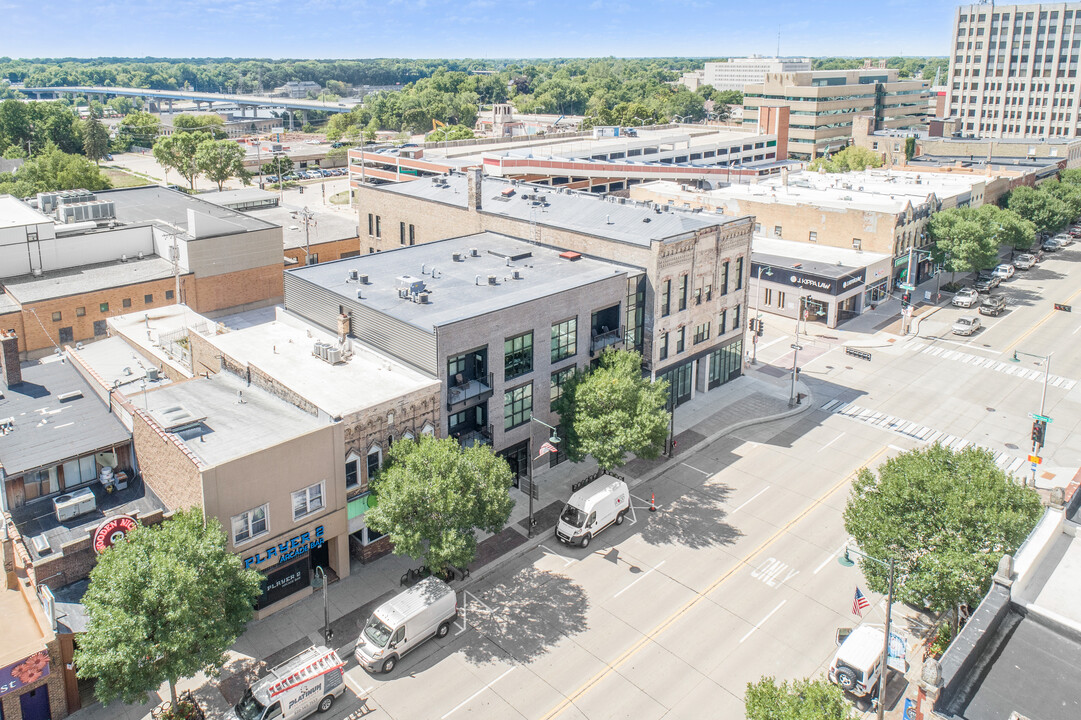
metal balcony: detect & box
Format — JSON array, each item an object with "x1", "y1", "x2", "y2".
[
  {"x1": 590, "y1": 326, "x2": 624, "y2": 353},
  {"x1": 447, "y1": 372, "x2": 494, "y2": 412}
]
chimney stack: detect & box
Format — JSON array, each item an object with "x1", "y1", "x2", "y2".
[
  {"x1": 467, "y1": 168, "x2": 482, "y2": 211},
  {"x1": 0, "y1": 330, "x2": 21, "y2": 389}
]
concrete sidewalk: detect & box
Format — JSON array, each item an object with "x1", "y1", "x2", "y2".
[{"x1": 68, "y1": 372, "x2": 808, "y2": 720}]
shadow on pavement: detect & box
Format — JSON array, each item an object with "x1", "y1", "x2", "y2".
[
  {"x1": 636, "y1": 480, "x2": 741, "y2": 550},
  {"x1": 455, "y1": 565, "x2": 588, "y2": 665}
]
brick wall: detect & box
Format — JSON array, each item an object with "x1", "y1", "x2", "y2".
[
  {"x1": 0, "y1": 636, "x2": 68, "y2": 720},
  {"x1": 188, "y1": 326, "x2": 224, "y2": 377},
  {"x1": 348, "y1": 532, "x2": 392, "y2": 563},
  {"x1": 191, "y1": 263, "x2": 283, "y2": 315},
  {"x1": 284, "y1": 236, "x2": 362, "y2": 267},
  {"x1": 341, "y1": 385, "x2": 441, "y2": 492},
  {"x1": 132, "y1": 408, "x2": 204, "y2": 511}
]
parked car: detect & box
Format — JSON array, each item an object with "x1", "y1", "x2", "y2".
[
  {"x1": 992, "y1": 263, "x2": 1016, "y2": 280},
  {"x1": 979, "y1": 295, "x2": 1007, "y2": 316},
  {"x1": 953, "y1": 316, "x2": 982, "y2": 336},
  {"x1": 952, "y1": 288, "x2": 980, "y2": 308},
  {"x1": 1014, "y1": 253, "x2": 1036, "y2": 270},
  {"x1": 355, "y1": 577, "x2": 458, "y2": 674},
  {"x1": 829, "y1": 625, "x2": 886, "y2": 698},
  {"x1": 1042, "y1": 238, "x2": 1062, "y2": 252},
  {"x1": 265, "y1": 175, "x2": 278, "y2": 183},
  {"x1": 1059, "y1": 234, "x2": 1075, "y2": 246},
  {"x1": 974, "y1": 276, "x2": 1001, "y2": 292}
]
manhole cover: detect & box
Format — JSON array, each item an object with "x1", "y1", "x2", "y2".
[
  {"x1": 986, "y1": 407, "x2": 996, "y2": 412},
  {"x1": 1005, "y1": 443, "x2": 1018, "y2": 450},
  {"x1": 845, "y1": 366, "x2": 853, "y2": 370}
]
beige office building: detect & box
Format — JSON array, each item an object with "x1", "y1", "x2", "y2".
[
  {"x1": 947, "y1": 3, "x2": 1081, "y2": 138},
  {"x1": 743, "y1": 69, "x2": 929, "y2": 160}
]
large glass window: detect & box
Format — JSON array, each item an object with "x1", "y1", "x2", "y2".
[
  {"x1": 232, "y1": 504, "x2": 269, "y2": 545},
  {"x1": 22, "y1": 468, "x2": 54, "y2": 501},
  {"x1": 693, "y1": 323, "x2": 711, "y2": 345},
  {"x1": 345, "y1": 453, "x2": 360, "y2": 489},
  {"x1": 721, "y1": 261, "x2": 730, "y2": 295},
  {"x1": 447, "y1": 353, "x2": 467, "y2": 379},
  {"x1": 551, "y1": 365, "x2": 576, "y2": 409},
  {"x1": 366, "y1": 446, "x2": 382, "y2": 481},
  {"x1": 676, "y1": 328, "x2": 686, "y2": 354},
  {"x1": 292, "y1": 481, "x2": 325, "y2": 520},
  {"x1": 661, "y1": 280, "x2": 672, "y2": 316},
  {"x1": 735, "y1": 257, "x2": 745, "y2": 290},
  {"x1": 504, "y1": 332, "x2": 534, "y2": 380},
  {"x1": 551, "y1": 318, "x2": 577, "y2": 362},
  {"x1": 659, "y1": 332, "x2": 669, "y2": 360},
  {"x1": 62, "y1": 455, "x2": 97, "y2": 488},
  {"x1": 504, "y1": 383, "x2": 533, "y2": 430},
  {"x1": 678, "y1": 275, "x2": 688, "y2": 311}
]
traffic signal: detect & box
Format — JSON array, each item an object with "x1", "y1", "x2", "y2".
[
  {"x1": 757, "y1": 320, "x2": 764, "y2": 337},
  {"x1": 901, "y1": 291, "x2": 912, "y2": 307},
  {"x1": 1032, "y1": 420, "x2": 1046, "y2": 446},
  {"x1": 748, "y1": 317, "x2": 757, "y2": 331}
]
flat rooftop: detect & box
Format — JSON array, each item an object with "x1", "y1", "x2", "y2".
[
  {"x1": 205, "y1": 313, "x2": 438, "y2": 417},
  {"x1": 751, "y1": 236, "x2": 890, "y2": 276},
  {"x1": 0, "y1": 587, "x2": 49, "y2": 666},
  {"x1": 199, "y1": 188, "x2": 279, "y2": 208},
  {"x1": 0, "y1": 195, "x2": 51, "y2": 228},
  {"x1": 1, "y1": 255, "x2": 175, "y2": 303},
  {"x1": 376, "y1": 173, "x2": 731, "y2": 247},
  {"x1": 72, "y1": 336, "x2": 173, "y2": 393},
  {"x1": 0, "y1": 359, "x2": 130, "y2": 477},
  {"x1": 98, "y1": 185, "x2": 277, "y2": 234},
  {"x1": 288, "y1": 232, "x2": 633, "y2": 333},
  {"x1": 134, "y1": 371, "x2": 326, "y2": 467},
  {"x1": 246, "y1": 204, "x2": 359, "y2": 251}
]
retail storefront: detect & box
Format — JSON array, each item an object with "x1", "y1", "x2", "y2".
[
  {"x1": 750, "y1": 238, "x2": 892, "y2": 329},
  {"x1": 240, "y1": 510, "x2": 347, "y2": 618},
  {"x1": 655, "y1": 335, "x2": 743, "y2": 408}
]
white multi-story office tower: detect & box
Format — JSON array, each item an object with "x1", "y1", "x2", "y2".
[
  {"x1": 948, "y1": 2, "x2": 1081, "y2": 137},
  {"x1": 703, "y1": 56, "x2": 814, "y2": 91}
]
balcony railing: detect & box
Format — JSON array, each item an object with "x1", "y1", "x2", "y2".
[
  {"x1": 447, "y1": 372, "x2": 494, "y2": 411},
  {"x1": 455, "y1": 424, "x2": 493, "y2": 448},
  {"x1": 590, "y1": 326, "x2": 624, "y2": 353}
]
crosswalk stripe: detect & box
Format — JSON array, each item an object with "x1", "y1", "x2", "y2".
[
  {"x1": 1065, "y1": 380, "x2": 1077, "y2": 390},
  {"x1": 1052, "y1": 377, "x2": 1064, "y2": 388},
  {"x1": 821, "y1": 399, "x2": 841, "y2": 411},
  {"x1": 1008, "y1": 457, "x2": 1026, "y2": 473},
  {"x1": 925, "y1": 431, "x2": 942, "y2": 444}
]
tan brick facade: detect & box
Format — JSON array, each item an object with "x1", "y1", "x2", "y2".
[
  {"x1": 132, "y1": 408, "x2": 205, "y2": 512},
  {"x1": 284, "y1": 236, "x2": 362, "y2": 267}
]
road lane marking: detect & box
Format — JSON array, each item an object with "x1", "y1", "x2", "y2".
[
  {"x1": 440, "y1": 666, "x2": 516, "y2": 719},
  {"x1": 537, "y1": 444, "x2": 893, "y2": 720},
  {"x1": 456, "y1": 590, "x2": 492, "y2": 635},
  {"x1": 731, "y1": 486, "x2": 769, "y2": 514},
  {"x1": 750, "y1": 557, "x2": 799, "y2": 588},
  {"x1": 539, "y1": 544, "x2": 575, "y2": 568},
  {"x1": 613, "y1": 561, "x2": 667, "y2": 599},
  {"x1": 739, "y1": 600, "x2": 787, "y2": 643},
  {"x1": 680, "y1": 462, "x2": 710, "y2": 475},
  {"x1": 1005, "y1": 282, "x2": 1081, "y2": 352},
  {"x1": 814, "y1": 542, "x2": 850, "y2": 575},
  {"x1": 818, "y1": 432, "x2": 845, "y2": 452}
]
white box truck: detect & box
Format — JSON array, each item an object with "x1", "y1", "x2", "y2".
[
  {"x1": 229, "y1": 646, "x2": 345, "y2": 720},
  {"x1": 555, "y1": 477, "x2": 630, "y2": 548},
  {"x1": 355, "y1": 576, "x2": 458, "y2": 674}
]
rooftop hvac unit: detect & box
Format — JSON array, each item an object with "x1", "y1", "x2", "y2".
[
  {"x1": 488, "y1": 275, "x2": 497, "y2": 285},
  {"x1": 54, "y1": 487, "x2": 97, "y2": 522},
  {"x1": 38, "y1": 189, "x2": 95, "y2": 214},
  {"x1": 326, "y1": 346, "x2": 342, "y2": 364},
  {"x1": 348, "y1": 269, "x2": 359, "y2": 281},
  {"x1": 312, "y1": 341, "x2": 324, "y2": 358},
  {"x1": 470, "y1": 248, "x2": 479, "y2": 257},
  {"x1": 359, "y1": 274, "x2": 368, "y2": 284},
  {"x1": 452, "y1": 252, "x2": 461, "y2": 262},
  {"x1": 418, "y1": 292, "x2": 430, "y2": 304},
  {"x1": 396, "y1": 275, "x2": 426, "y2": 295},
  {"x1": 512, "y1": 270, "x2": 521, "y2": 280}
]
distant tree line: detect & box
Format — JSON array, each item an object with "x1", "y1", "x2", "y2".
[{"x1": 813, "y1": 56, "x2": 950, "y2": 80}]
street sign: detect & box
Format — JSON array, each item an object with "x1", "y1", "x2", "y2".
[
  {"x1": 899, "y1": 283, "x2": 915, "y2": 292},
  {"x1": 1028, "y1": 455, "x2": 1043, "y2": 464},
  {"x1": 1054, "y1": 303, "x2": 1072, "y2": 312},
  {"x1": 1031, "y1": 462, "x2": 1038, "y2": 473},
  {"x1": 1028, "y1": 413, "x2": 1053, "y2": 424},
  {"x1": 790, "y1": 344, "x2": 803, "y2": 350}
]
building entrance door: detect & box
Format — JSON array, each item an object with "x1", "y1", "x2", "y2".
[
  {"x1": 310, "y1": 541, "x2": 330, "y2": 576},
  {"x1": 500, "y1": 441, "x2": 529, "y2": 489},
  {"x1": 20, "y1": 686, "x2": 51, "y2": 720}
]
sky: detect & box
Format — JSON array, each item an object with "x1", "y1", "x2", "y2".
[{"x1": 1, "y1": 0, "x2": 959, "y2": 59}]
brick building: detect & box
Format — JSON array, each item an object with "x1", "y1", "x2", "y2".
[
  {"x1": 350, "y1": 170, "x2": 752, "y2": 403},
  {"x1": 0, "y1": 187, "x2": 285, "y2": 359}
]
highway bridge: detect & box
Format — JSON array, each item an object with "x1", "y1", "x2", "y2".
[{"x1": 21, "y1": 86, "x2": 362, "y2": 115}]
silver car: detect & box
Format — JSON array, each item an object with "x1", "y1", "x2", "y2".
[
  {"x1": 952, "y1": 288, "x2": 979, "y2": 308},
  {"x1": 952, "y1": 316, "x2": 982, "y2": 336}
]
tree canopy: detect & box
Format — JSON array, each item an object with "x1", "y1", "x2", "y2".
[
  {"x1": 82, "y1": 114, "x2": 110, "y2": 164},
  {"x1": 928, "y1": 205, "x2": 1025, "y2": 276},
  {"x1": 807, "y1": 145, "x2": 883, "y2": 173},
  {"x1": 843, "y1": 444, "x2": 1042, "y2": 614},
  {"x1": 364, "y1": 435, "x2": 515, "y2": 574},
  {"x1": 426, "y1": 124, "x2": 475, "y2": 142},
  {"x1": 552, "y1": 349, "x2": 670, "y2": 471},
  {"x1": 170, "y1": 113, "x2": 227, "y2": 139},
  {"x1": 115, "y1": 111, "x2": 161, "y2": 151},
  {"x1": 153, "y1": 130, "x2": 211, "y2": 189},
  {"x1": 745, "y1": 676, "x2": 855, "y2": 720},
  {"x1": 74, "y1": 509, "x2": 262, "y2": 705},
  {"x1": 0, "y1": 143, "x2": 111, "y2": 196},
  {"x1": 195, "y1": 138, "x2": 249, "y2": 190},
  {"x1": 1007, "y1": 185, "x2": 1071, "y2": 234},
  {"x1": 0, "y1": 99, "x2": 83, "y2": 156}
]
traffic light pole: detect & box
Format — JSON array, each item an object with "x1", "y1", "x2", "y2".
[
  {"x1": 1015, "y1": 350, "x2": 1052, "y2": 487},
  {"x1": 751, "y1": 265, "x2": 772, "y2": 365}
]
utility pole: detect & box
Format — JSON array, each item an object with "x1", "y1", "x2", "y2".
[
  {"x1": 298, "y1": 206, "x2": 316, "y2": 264},
  {"x1": 789, "y1": 296, "x2": 805, "y2": 407}
]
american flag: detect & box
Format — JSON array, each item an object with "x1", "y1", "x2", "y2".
[
  {"x1": 852, "y1": 587, "x2": 871, "y2": 617},
  {"x1": 537, "y1": 441, "x2": 558, "y2": 457}
]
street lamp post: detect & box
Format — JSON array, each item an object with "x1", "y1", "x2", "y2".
[
  {"x1": 313, "y1": 565, "x2": 333, "y2": 645},
  {"x1": 751, "y1": 265, "x2": 773, "y2": 365},
  {"x1": 789, "y1": 295, "x2": 812, "y2": 407},
  {"x1": 526, "y1": 416, "x2": 561, "y2": 538},
  {"x1": 838, "y1": 547, "x2": 895, "y2": 720},
  {"x1": 1010, "y1": 349, "x2": 1052, "y2": 486}
]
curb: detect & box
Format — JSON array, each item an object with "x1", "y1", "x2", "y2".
[{"x1": 458, "y1": 385, "x2": 814, "y2": 590}]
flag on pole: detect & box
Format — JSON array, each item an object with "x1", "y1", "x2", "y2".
[
  {"x1": 852, "y1": 587, "x2": 871, "y2": 617},
  {"x1": 537, "y1": 441, "x2": 558, "y2": 458}
]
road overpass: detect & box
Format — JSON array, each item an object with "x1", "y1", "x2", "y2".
[{"x1": 21, "y1": 86, "x2": 361, "y2": 116}]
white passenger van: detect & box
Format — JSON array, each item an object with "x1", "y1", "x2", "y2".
[
  {"x1": 355, "y1": 576, "x2": 458, "y2": 674},
  {"x1": 555, "y1": 477, "x2": 630, "y2": 548},
  {"x1": 828, "y1": 625, "x2": 885, "y2": 697},
  {"x1": 229, "y1": 646, "x2": 345, "y2": 720}
]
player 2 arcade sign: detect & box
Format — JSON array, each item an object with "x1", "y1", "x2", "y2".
[{"x1": 244, "y1": 525, "x2": 325, "y2": 568}]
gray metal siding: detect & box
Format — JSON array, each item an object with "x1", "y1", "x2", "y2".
[{"x1": 284, "y1": 273, "x2": 437, "y2": 375}]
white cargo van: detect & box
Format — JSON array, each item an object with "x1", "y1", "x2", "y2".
[
  {"x1": 355, "y1": 576, "x2": 458, "y2": 674},
  {"x1": 229, "y1": 646, "x2": 345, "y2": 720},
  {"x1": 828, "y1": 625, "x2": 884, "y2": 697},
  {"x1": 555, "y1": 477, "x2": 630, "y2": 548}
]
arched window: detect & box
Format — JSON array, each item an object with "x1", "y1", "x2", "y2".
[
  {"x1": 366, "y1": 445, "x2": 382, "y2": 482},
  {"x1": 421, "y1": 422, "x2": 435, "y2": 437},
  {"x1": 345, "y1": 451, "x2": 362, "y2": 489},
  {"x1": 402, "y1": 431, "x2": 415, "y2": 442}
]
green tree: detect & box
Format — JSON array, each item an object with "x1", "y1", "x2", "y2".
[
  {"x1": 0, "y1": 143, "x2": 111, "y2": 196},
  {"x1": 116, "y1": 111, "x2": 161, "y2": 151},
  {"x1": 927, "y1": 206, "x2": 1000, "y2": 280},
  {"x1": 171, "y1": 113, "x2": 227, "y2": 139},
  {"x1": 107, "y1": 96, "x2": 136, "y2": 116},
  {"x1": 745, "y1": 676, "x2": 855, "y2": 720},
  {"x1": 843, "y1": 444, "x2": 1042, "y2": 615},
  {"x1": 981, "y1": 204, "x2": 1036, "y2": 256},
  {"x1": 904, "y1": 136, "x2": 916, "y2": 161},
  {"x1": 260, "y1": 155, "x2": 294, "y2": 178},
  {"x1": 1007, "y1": 185, "x2": 1070, "y2": 234},
  {"x1": 553, "y1": 348, "x2": 669, "y2": 471},
  {"x1": 195, "y1": 138, "x2": 248, "y2": 190},
  {"x1": 153, "y1": 131, "x2": 211, "y2": 190},
  {"x1": 74, "y1": 509, "x2": 262, "y2": 706},
  {"x1": 364, "y1": 436, "x2": 514, "y2": 574},
  {"x1": 426, "y1": 124, "x2": 475, "y2": 142},
  {"x1": 81, "y1": 114, "x2": 110, "y2": 164},
  {"x1": 807, "y1": 145, "x2": 883, "y2": 172}
]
